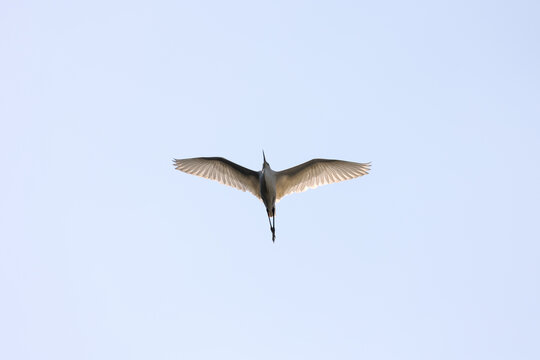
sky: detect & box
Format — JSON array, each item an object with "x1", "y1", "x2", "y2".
[{"x1": 1, "y1": 1, "x2": 539, "y2": 359}]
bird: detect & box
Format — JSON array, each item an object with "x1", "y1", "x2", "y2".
[{"x1": 173, "y1": 152, "x2": 371, "y2": 242}]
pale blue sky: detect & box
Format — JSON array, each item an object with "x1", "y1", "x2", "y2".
[{"x1": 1, "y1": 1, "x2": 539, "y2": 359}]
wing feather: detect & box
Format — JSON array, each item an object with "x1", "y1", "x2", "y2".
[
  {"x1": 276, "y1": 159, "x2": 370, "y2": 200},
  {"x1": 173, "y1": 157, "x2": 260, "y2": 199}
]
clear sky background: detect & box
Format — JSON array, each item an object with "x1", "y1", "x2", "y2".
[{"x1": 1, "y1": 1, "x2": 539, "y2": 359}]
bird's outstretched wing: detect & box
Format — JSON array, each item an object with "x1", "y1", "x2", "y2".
[
  {"x1": 173, "y1": 157, "x2": 261, "y2": 199},
  {"x1": 276, "y1": 159, "x2": 370, "y2": 200}
]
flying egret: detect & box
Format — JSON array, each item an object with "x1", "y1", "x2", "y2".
[{"x1": 173, "y1": 152, "x2": 371, "y2": 242}]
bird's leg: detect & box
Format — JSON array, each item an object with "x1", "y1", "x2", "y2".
[
  {"x1": 267, "y1": 215, "x2": 273, "y2": 232},
  {"x1": 272, "y1": 214, "x2": 276, "y2": 242},
  {"x1": 266, "y1": 210, "x2": 276, "y2": 243}
]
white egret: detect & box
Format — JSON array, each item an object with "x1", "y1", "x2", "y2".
[{"x1": 173, "y1": 152, "x2": 371, "y2": 242}]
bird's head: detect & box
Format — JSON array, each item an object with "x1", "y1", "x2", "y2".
[{"x1": 262, "y1": 150, "x2": 269, "y2": 168}]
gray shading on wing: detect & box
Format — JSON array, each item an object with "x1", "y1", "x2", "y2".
[
  {"x1": 173, "y1": 157, "x2": 261, "y2": 199},
  {"x1": 275, "y1": 159, "x2": 371, "y2": 200}
]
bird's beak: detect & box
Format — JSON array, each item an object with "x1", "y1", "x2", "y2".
[{"x1": 262, "y1": 150, "x2": 266, "y2": 164}]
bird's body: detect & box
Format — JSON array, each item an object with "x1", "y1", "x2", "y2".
[
  {"x1": 260, "y1": 161, "x2": 276, "y2": 217},
  {"x1": 260, "y1": 159, "x2": 278, "y2": 241},
  {"x1": 173, "y1": 152, "x2": 370, "y2": 242}
]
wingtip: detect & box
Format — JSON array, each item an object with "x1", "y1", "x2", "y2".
[{"x1": 172, "y1": 158, "x2": 183, "y2": 170}]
